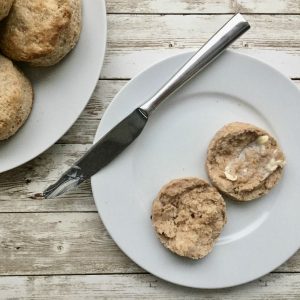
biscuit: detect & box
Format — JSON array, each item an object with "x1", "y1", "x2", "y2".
[
  {"x1": 0, "y1": 55, "x2": 33, "y2": 140},
  {"x1": 206, "y1": 122, "x2": 286, "y2": 201},
  {"x1": 151, "y1": 177, "x2": 226, "y2": 259},
  {"x1": 0, "y1": 0, "x2": 13, "y2": 21},
  {"x1": 0, "y1": 0, "x2": 82, "y2": 67}
]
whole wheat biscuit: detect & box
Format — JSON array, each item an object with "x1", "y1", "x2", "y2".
[
  {"x1": 0, "y1": 0, "x2": 82, "y2": 67},
  {"x1": 206, "y1": 122, "x2": 286, "y2": 201},
  {"x1": 0, "y1": 55, "x2": 33, "y2": 140},
  {"x1": 151, "y1": 177, "x2": 226, "y2": 259},
  {"x1": 0, "y1": 0, "x2": 13, "y2": 21}
]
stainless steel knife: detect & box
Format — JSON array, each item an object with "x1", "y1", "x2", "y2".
[{"x1": 43, "y1": 13, "x2": 250, "y2": 199}]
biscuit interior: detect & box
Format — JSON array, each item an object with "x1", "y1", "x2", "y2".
[
  {"x1": 152, "y1": 178, "x2": 226, "y2": 259},
  {"x1": 206, "y1": 122, "x2": 286, "y2": 201}
]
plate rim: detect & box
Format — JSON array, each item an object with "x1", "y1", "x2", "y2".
[{"x1": 91, "y1": 50, "x2": 300, "y2": 289}]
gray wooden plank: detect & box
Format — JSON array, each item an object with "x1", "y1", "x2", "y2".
[
  {"x1": 106, "y1": 14, "x2": 300, "y2": 51},
  {"x1": 102, "y1": 15, "x2": 300, "y2": 79},
  {"x1": 0, "y1": 273, "x2": 300, "y2": 299},
  {"x1": 0, "y1": 144, "x2": 96, "y2": 212},
  {"x1": 0, "y1": 212, "x2": 297, "y2": 275},
  {"x1": 107, "y1": 0, "x2": 300, "y2": 14},
  {"x1": 0, "y1": 213, "x2": 142, "y2": 275},
  {"x1": 59, "y1": 80, "x2": 127, "y2": 144}
]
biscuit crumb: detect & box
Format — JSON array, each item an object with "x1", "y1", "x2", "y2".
[{"x1": 152, "y1": 178, "x2": 226, "y2": 259}]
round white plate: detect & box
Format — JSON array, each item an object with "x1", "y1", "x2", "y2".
[
  {"x1": 91, "y1": 50, "x2": 300, "y2": 288},
  {"x1": 0, "y1": 0, "x2": 107, "y2": 173}
]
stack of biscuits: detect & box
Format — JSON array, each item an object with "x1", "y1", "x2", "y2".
[{"x1": 0, "y1": 0, "x2": 82, "y2": 141}]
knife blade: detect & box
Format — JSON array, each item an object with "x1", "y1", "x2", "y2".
[
  {"x1": 43, "y1": 13, "x2": 250, "y2": 199},
  {"x1": 43, "y1": 108, "x2": 147, "y2": 198}
]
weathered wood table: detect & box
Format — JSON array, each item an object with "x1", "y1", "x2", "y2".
[{"x1": 0, "y1": 1, "x2": 299, "y2": 298}]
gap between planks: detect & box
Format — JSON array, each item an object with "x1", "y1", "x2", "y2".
[{"x1": 0, "y1": 271, "x2": 298, "y2": 277}]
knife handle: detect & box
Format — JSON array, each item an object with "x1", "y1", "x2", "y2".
[{"x1": 139, "y1": 13, "x2": 250, "y2": 116}]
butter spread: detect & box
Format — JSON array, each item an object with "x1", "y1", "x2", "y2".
[{"x1": 224, "y1": 135, "x2": 285, "y2": 182}]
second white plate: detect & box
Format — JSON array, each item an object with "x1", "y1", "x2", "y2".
[
  {"x1": 91, "y1": 50, "x2": 300, "y2": 288},
  {"x1": 0, "y1": 0, "x2": 107, "y2": 173}
]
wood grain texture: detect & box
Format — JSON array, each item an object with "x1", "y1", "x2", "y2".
[
  {"x1": 0, "y1": 273, "x2": 300, "y2": 299},
  {"x1": 107, "y1": 0, "x2": 300, "y2": 14},
  {"x1": 0, "y1": 144, "x2": 96, "y2": 212},
  {"x1": 59, "y1": 80, "x2": 127, "y2": 144},
  {"x1": 0, "y1": 212, "x2": 142, "y2": 275},
  {"x1": 102, "y1": 15, "x2": 300, "y2": 79},
  {"x1": 0, "y1": 211, "x2": 297, "y2": 274}
]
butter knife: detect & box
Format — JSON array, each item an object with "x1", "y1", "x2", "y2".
[{"x1": 43, "y1": 13, "x2": 250, "y2": 199}]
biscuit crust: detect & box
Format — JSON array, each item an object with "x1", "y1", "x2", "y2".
[
  {"x1": 0, "y1": 55, "x2": 33, "y2": 140},
  {"x1": 0, "y1": 0, "x2": 82, "y2": 66},
  {"x1": 0, "y1": 0, "x2": 13, "y2": 21}
]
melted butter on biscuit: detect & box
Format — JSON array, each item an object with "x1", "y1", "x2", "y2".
[
  {"x1": 224, "y1": 135, "x2": 286, "y2": 182},
  {"x1": 265, "y1": 158, "x2": 286, "y2": 172},
  {"x1": 224, "y1": 165, "x2": 238, "y2": 181},
  {"x1": 256, "y1": 135, "x2": 269, "y2": 145}
]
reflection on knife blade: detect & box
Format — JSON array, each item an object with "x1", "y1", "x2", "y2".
[{"x1": 43, "y1": 109, "x2": 148, "y2": 198}]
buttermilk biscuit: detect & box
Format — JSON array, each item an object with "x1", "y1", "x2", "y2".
[
  {"x1": 0, "y1": 55, "x2": 33, "y2": 140},
  {"x1": 0, "y1": 0, "x2": 82, "y2": 67},
  {"x1": 151, "y1": 178, "x2": 226, "y2": 259},
  {"x1": 0, "y1": 0, "x2": 13, "y2": 21},
  {"x1": 206, "y1": 122, "x2": 286, "y2": 201}
]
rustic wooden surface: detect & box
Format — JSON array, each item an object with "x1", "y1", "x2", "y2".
[{"x1": 0, "y1": 0, "x2": 299, "y2": 298}]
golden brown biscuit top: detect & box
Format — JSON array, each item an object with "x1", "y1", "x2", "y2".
[
  {"x1": 0, "y1": 0, "x2": 72, "y2": 60},
  {"x1": 0, "y1": 0, "x2": 13, "y2": 20},
  {"x1": 0, "y1": 55, "x2": 22, "y2": 134}
]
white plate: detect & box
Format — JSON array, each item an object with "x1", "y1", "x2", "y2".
[
  {"x1": 0, "y1": 0, "x2": 107, "y2": 173},
  {"x1": 91, "y1": 50, "x2": 300, "y2": 288}
]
